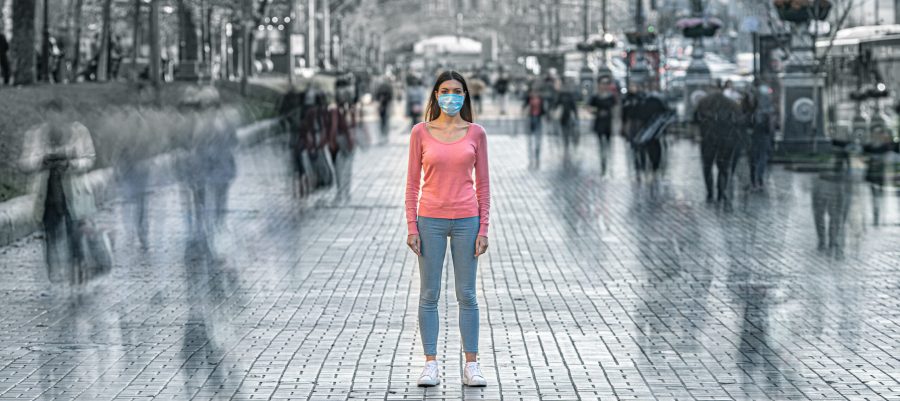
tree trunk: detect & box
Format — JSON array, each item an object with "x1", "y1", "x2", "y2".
[
  {"x1": 204, "y1": 5, "x2": 212, "y2": 80},
  {"x1": 69, "y1": 0, "x2": 83, "y2": 81},
  {"x1": 0, "y1": 0, "x2": 6, "y2": 34},
  {"x1": 40, "y1": 0, "x2": 48, "y2": 81},
  {"x1": 239, "y1": 0, "x2": 250, "y2": 95},
  {"x1": 131, "y1": 0, "x2": 140, "y2": 81},
  {"x1": 11, "y1": 0, "x2": 35, "y2": 85},
  {"x1": 97, "y1": 0, "x2": 112, "y2": 81},
  {"x1": 149, "y1": 0, "x2": 160, "y2": 103}
]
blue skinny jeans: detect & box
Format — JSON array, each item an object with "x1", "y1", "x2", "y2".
[{"x1": 415, "y1": 216, "x2": 480, "y2": 356}]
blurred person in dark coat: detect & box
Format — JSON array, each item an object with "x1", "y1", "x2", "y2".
[
  {"x1": 588, "y1": 75, "x2": 617, "y2": 143},
  {"x1": 812, "y1": 157, "x2": 854, "y2": 257},
  {"x1": 406, "y1": 75, "x2": 426, "y2": 131},
  {"x1": 540, "y1": 71, "x2": 560, "y2": 137},
  {"x1": 557, "y1": 77, "x2": 580, "y2": 156},
  {"x1": 748, "y1": 82, "x2": 775, "y2": 192},
  {"x1": 494, "y1": 72, "x2": 509, "y2": 115},
  {"x1": 622, "y1": 82, "x2": 669, "y2": 175},
  {"x1": 374, "y1": 76, "x2": 394, "y2": 143},
  {"x1": 695, "y1": 86, "x2": 744, "y2": 204}
]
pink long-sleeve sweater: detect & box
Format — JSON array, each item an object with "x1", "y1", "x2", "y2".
[{"x1": 406, "y1": 122, "x2": 491, "y2": 237}]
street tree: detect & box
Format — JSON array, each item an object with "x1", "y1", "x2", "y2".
[{"x1": 12, "y1": 0, "x2": 35, "y2": 85}]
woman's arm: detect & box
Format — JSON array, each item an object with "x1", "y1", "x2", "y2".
[
  {"x1": 19, "y1": 124, "x2": 48, "y2": 173},
  {"x1": 474, "y1": 129, "x2": 491, "y2": 237},
  {"x1": 67, "y1": 122, "x2": 96, "y2": 173},
  {"x1": 405, "y1": 126, "x2": 423, "y2": 235}
]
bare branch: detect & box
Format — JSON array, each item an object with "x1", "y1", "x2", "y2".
[{"x1": 815, "y1": 0, "x2": 855, "y2": 68}]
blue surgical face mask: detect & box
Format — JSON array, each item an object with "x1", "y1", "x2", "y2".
[{"x1": 437, "y1": 93, "x2": 465, "y2": 116}]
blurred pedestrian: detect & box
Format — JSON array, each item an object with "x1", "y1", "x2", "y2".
[
  {"x1": 406, "y1": 75, "x2": 426, "y2": 131},
  {"x1": 556, "y1": 77, "x2": 580, "y2": 163},
  {"x1": 696, "y1": 85, "x2": 743, "y2": 205},
  {"x1": 175, "y1": 90, "x2": 208, "y2": 242},
  {"x1": 114, "y1": 110, "x2": 152, "y2": 250},
  {"x1": 202, "y1": 105, "x2": 239, "y2": 233},
  {"x1": 588, "y1": 75, "x2": 617, "y2": 143},
  {"x1": 19, "y1": 100, "x2": 100, "y2": 284},
  {"x1": 375, "y1": 76, "x2": 393, "y2": 143},
  {"x1": 468, "y1": 76, "x2": 486, "y2": 115},
  {"x1": 862, "y1": 112, "x2": 899, "y2": 226},
  {"x1": 748, "y1": 81, "x2": 774, "y2": 191},
  {"x1": 406, "y1": 70, "x2": 491, "y2": 388},
  {"x1": 523, "y1": 84, "x2": 546, "y2": 169},
  {"x1": 622, "y1": 81, "x2": 669, "y2": 176},
  {"x1": 494, "y1": 73, "x2": 509, "y2": 115},
  {"x1": 812, "y1": 157, "x2": 854, "y2": 257},
  {"x1": 176, "y1": 87, "x2": 238, "y2": 256},
  {"x1": 292, "y1": 87, "x2": 322, "y2": 198},
  {"x1": 327, "y1": 90, "x2": 356, "y2": 204},
  {"x1": 541, "y1": 72, "x2": 560, "y2": 137}
]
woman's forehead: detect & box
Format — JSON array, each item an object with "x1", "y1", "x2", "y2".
[{"x1": 439, "y1": 79, "x2": 463, "y2": 90}]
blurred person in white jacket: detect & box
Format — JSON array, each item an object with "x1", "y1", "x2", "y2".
[{"x1": 19, "y1": 99, "x2": 96, "y2": 283}]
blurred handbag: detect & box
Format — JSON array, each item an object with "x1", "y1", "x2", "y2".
[
  {"x1": 310, "y1": 148, "x2": 334, "y2": 188},
  {"x1": 76, "y1": 219, "x2": 114, "y2": 284},
  {"x1": 300, "y1": 149, "x2": 315, "y2": 184},
  {"x1": 353, "y1": 124, "x2": 371, "y2": 150},
  {"x1": 62, "y1": 174, "x2": 98, "y2": 222},
  {"x1": 635, "y1": 111, "x2": 676, "y2": 145}
]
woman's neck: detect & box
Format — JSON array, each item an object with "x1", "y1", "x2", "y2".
[{"x1": 431, "y1": 113, "x2": 465, "y2": 127}]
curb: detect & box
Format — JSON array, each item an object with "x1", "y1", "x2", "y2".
[{"x1": 0, "y1": 117, "x2": 282, "y2": 247}]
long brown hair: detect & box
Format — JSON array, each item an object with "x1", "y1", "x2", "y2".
[{"x1": 424, "y1": 70, "x2": 475, "y2": 123}]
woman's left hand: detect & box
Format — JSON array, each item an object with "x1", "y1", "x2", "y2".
[{"x1": 475, "y1": 235, "x2": 489, "y2": 257}]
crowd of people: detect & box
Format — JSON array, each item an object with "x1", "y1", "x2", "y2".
[
  {"x1": 280, "y1": 73, "x2": 364, "y2": 205},
  {"x1": 18, "y1": 86, "x2": 245, "y2": 285},
  {"x1": 511, "y1": 70, "x2": 779, "y2": 207},
  {"x1": 14, "y1": 65, "x2": 884, "y2": 284}
]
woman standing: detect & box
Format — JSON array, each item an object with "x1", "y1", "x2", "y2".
[{"x1": 405, "y1": 71, "x2": 491, "y2": 387}]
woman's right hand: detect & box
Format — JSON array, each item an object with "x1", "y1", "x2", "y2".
[{"x1": 407, "y1": 234, "x2": 421, "y2": 256}]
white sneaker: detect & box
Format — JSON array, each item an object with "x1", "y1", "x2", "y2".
[
  {"x1": 462, "y1": 361, "x2": 487, "y2": 386},
  {"x1": 417, "y1": 361, "x2": 440, "y2": 387}
]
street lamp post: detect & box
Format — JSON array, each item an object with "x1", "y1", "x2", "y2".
[
  {"x1": 41, "y1": 0, "x2": 50, "y2": 82},
  {"x1": 131, "y1": 0, "x2": 142, "y2": 82},
  {"x1": 597, "y1": 0, "x2": 611, "y2": 78},
  {"x1": 149, "y1": 0, "x2": 161, "y2": 102},
  {"x1": 630, "y1": 0, "x2": 650, "y2": 86},
  {"x1": 579, "y1": 0, "x2": 593, "y2": 100},
  {"x1": 307, "y1": 0, "x2": 315, "y2": 72},
  {"x1": 683, "y1": 0, "x2": 713, "y2": 122},
  {"x1": 775, "y1": 0, "x2": 829, "y2": 154},
  {"x1": 323, "y1": 0, "x2": 330, "y2": 70}
]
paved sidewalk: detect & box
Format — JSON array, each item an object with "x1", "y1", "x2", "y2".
[{"x1": 0, "y1": 112, "x2": 899, "y2": 400}]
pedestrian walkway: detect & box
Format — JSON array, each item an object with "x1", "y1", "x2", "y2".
[{"x1": 0, "y1": 113, "x2": 899, "y2": 400}]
